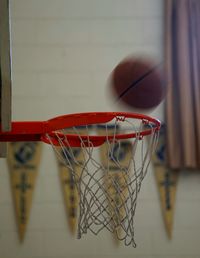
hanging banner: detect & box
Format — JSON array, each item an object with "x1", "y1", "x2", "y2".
[
  {"x1": 152, "y1": 125, "x2": 179, "y2": 239},
  {"x1": 55, "y1": 127, "x2": 86, "y2": 235},
  {"x1": 97, "y1": 125, "x2": 132, "y2": 245},
  {"x1": 7, "y1": 142, "x2": 42, "y2": 242}
]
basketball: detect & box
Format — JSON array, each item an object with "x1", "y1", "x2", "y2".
[{"x1": 110, "y1": 56, "x2": 165, "y2": 110}]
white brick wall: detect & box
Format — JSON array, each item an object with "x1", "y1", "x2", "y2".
[{"x1": 0, "y1": 0, "x2": 200, "y2": 257}]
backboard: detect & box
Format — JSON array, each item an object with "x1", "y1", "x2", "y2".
[{"x1": 0, "y1": 0, "x2": 12, "y2": 157}]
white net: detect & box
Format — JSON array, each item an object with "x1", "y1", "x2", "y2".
[{"x1": 47, "y1": 116, "x2": 159, "y2": 247}]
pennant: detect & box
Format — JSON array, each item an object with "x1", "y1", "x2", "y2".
[
  {"x1": 97, "y1": 125, "x2": 132, "y2": 244},
  {"x1": 7, "y1": 142, "x2": 42, "y2": 242},
  {"x1": 55, "y1": 128, "x2": 86, "y2": 235},
  {"x1": 152, "y1": 125, "x2": 179, "y2": 239}
]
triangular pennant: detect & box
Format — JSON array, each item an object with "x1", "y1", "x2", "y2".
[
  {"x1": 97, "y1": 125, "x2": 132, "y2": 245},
  {"x1": 55, "y1": 127, "x2": 87, "y2": 235},
  {"x1": 152, "y1": 125, "x2": 179, "y2": 239},
  {"x1": 7, "y1": 142, "x2": 42, "y2": 242}
]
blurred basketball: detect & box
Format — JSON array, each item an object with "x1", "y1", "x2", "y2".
[{"x1": 110, "y1": 56, "x2": 165, "y2": 110}]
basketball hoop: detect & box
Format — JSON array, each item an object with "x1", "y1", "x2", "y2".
[{"x1": 0, "y1": 112, "x2": 160, "y2": 246}]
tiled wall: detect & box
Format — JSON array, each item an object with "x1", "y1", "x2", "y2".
[{"x1": 0, "y1": 0, "x2": 200, "y2": 257}]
